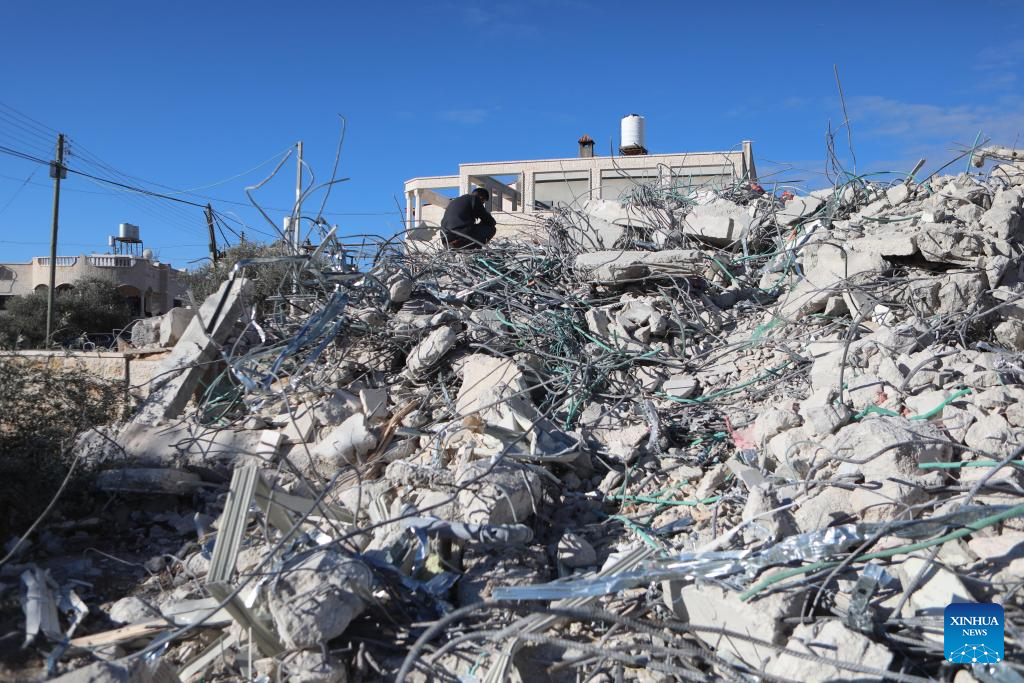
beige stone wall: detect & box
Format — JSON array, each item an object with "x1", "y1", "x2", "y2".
[{"x1": 0, "y1": 349, "x2": 171, "y2": 397}]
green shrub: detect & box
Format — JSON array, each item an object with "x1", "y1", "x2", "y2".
[{"x1": 0, "y1": 277, "x2": 134, "y2": 349}]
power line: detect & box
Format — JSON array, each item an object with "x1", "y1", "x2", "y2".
[
  {"x1": 0, "y1": 110, "x2": 55, "y2": 143},
  {"x1": 0, "y1": 101, "x2": 59, "y2": 136},
  {"x1": 0, "y1": 106, "x2": 230, "y2": 247},
  {"x1": 62, "y1": 140, "x2": 219, "y2": 238},
  {"x1": 0, "y1": 142, "x2": 212, "y2": 241},
  {"x1": 0, "y1": 239, "x2": 207, "y2": 248},
  {"x1": 0, "y1": 168, "x2": 37, "y2": 216},
  {"x1": 0, "y1": 170, "x2": 122, "y2": 196}
]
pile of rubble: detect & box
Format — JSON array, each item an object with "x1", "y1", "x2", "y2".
[{"x1": 10, "y1": 147, "x2": 1024, "y2": 682}]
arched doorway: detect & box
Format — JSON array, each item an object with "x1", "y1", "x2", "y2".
[{"x1": 116, "y1": 284, "x2": 142, "y2": 316}]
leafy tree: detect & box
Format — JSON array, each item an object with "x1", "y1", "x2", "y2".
[
  {"x1": 183, "y1": 239, "x2": 295, "y2": 313},
  {"x1": 0, "y1": 277, "x2": 134, "y2": 349}
]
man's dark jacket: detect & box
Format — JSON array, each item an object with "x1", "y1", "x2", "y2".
[{"x1": 441, "y1": 194, "x2": 496, "y2": 233}]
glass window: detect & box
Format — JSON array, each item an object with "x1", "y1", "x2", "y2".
[
  {"x1": 600, "y1": 168, "x2": 659, "y2": 201},
  {"x1": 534, "y1": 171, "x2": 590, "y2": 210}
]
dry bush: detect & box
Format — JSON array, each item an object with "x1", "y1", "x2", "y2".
[{"x1": 0, "y1": 357, "x2": 122, "y2": 539}]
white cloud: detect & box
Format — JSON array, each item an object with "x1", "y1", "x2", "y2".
[
  {"x1": 974, "y1": 39, "x2": 1024, "y2": 92},
  {"x1": 847, "y1": 95, "x2": 1024, "y2": 146}
]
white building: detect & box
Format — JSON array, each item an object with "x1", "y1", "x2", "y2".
[
  {"x1": 404, "y1": 126, "x2": 756, "y2": 240},
  {"x1": 0, "y1": 253, "x2": 185, "y2": 316}
]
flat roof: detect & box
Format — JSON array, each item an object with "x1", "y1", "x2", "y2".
[{"x1": 458, "y1": 149, "x2": 744, "y2": 168}]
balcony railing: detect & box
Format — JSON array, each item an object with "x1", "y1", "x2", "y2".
[
  {"x1": 36, "y1": 256, "x2": 78, "y2": 267},
  {"x1": 87, "y1": 255, "x2": 133, "y2": 268}
]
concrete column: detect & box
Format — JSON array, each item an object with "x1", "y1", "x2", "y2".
[
  {"x1": 742, "y1": 140, "x2": 756, "y2": 181},
  {"x1": 405, "y1": 191, "x2": 413, "y2": 230},
  {"x1": 413, "y1": 191, "x2": 422, "y2": 228},
  {"x1": 591, "y1": 168, "x2": 601, "y2": 201},
  {"x1": 523, "y1": 172, "x2": 535, "y2": 212}
]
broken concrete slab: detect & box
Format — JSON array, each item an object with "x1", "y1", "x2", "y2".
[
  {"x1": 765, "y1": 620, "x2": 894, "y2": 682},
  {"x1": 777, "y1": 195, "x2": 823, "y2": 226},
  {"x1": 981, "y1": 187, "x2": 1024, "y2": 239},
  {"x1": 311, "y1": 413, "x2": 378, "y2": 467},
  {"x1": 574, "y1": 250, "x2": 703, "y2": 283},
  {"x1": 829, "y1": 417, "x2": 951, "y2": 519},
  {"x1": 557, "y1": 532, "x2": 597, "y2": 568},
  {"x1": 662, "y1": 373, "x2": 698, "y2": 400},
  {"x1": 102, "y1": 422, "x2": 283, "y2": 468},
  {"x1": 664, "y1": 583, "x2": 802, "y2": 666},
  {"x1": 133, "y1": 278, "x2": 253, "y2": 425},
  {"x1": 893, "y1": 556, "x2": 974, "y2": 618},
  {"x1": 682, "y1": 199, "x2": 753, "y2": 246},
  {"x1": 130, "y1": 317, "x2": 161, "y2": 349},
  {"x1": 267, "y1": 550, "x2": 371, "y2": 649},
  {"x1": 456, "y1": 355, "x2": 534, "y2": 431},
  {"x1": 404, "y1": 325, "x2": 457, "y2": 379},
  {"x1": 158, "y1": 307, "x2": 196, "y2": 348},
  {"x1": 50, "y1": 657, "x2": 181, "y2": 683},
  {"x1": 456, "y1": 459, "x2": 541, "y2": 526},
  {"x1": 106, "y1": 596, "x2": 158, "y2": 626}
]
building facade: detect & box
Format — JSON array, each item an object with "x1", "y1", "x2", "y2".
[
  {"x1": 403, "y1": 140, "x2": 756, "y2": 240},
  {"x1": 0, "y1": 253, "x2": 186, "y2": 316}
]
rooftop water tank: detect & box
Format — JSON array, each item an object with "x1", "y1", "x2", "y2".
[
  {"x1": 620, "y1": 114, "x2": 647, "y2": 155},
  {"x1": 119, "y1": 223, "x2": 140, "y2": 241}
]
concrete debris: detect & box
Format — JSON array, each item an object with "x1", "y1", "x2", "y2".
[
  {"x1": 133, "y1": 277, "x2": 253, "y2": 424},
  {"x1": 266, "y1": 550, "x2": 370, "y2": 650},
  {"x1": 665, "y1": 583, "x2": 802, "y2": 666},
  {"x1": 557, "y1": 531, "x2": 597, "y2": 568},
  {"x1": 456, "y1": 459, "x2": 541, "y2": 526},
  {"x1": 93, "y1": 468, "x2": 203, "y2": 496},
  {"x1": 30, "y1": 150, "x2": 1024, "y2": 683},
  {"x1": 404, "y1": 325, "x2": 457, "y2": 379},
  {"x1": 311, "y1": 413, "x2": 378, "y2": 467},
  {"x1": 574, "y1": 249, "x2": 702, "y2": 282},
  {"x1": 105, "y1": 596, "x2": 157, "y2": 625},
  {"x1": 765, "y1": 620, "x2": 894, "y2": 682},
  {"x1": 50, "y1": 658, "x2": 181, "y2": 683},
  {"x1": 682, "y1": 199, "x2": 753, "y2": 246},
  {"x1": 157, "y1": 308, "x2": 197, "y2": 348}
]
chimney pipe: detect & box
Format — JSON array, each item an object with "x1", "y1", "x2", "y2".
[{"x1": 578, "y1": 134, "x2": 594, "y2": 158}]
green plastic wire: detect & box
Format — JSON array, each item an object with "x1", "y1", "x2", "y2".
[
  {"x1": 852, "y1": 387, "x2": 973, "y2": 422},
  {"x1": 709, "y1": 257, "x2": 740, "y2": 285},
  {"x1": 966, "y1": 130, "x2": 984, "y2": 173},
  {"x1": 919, "y1": 460, "x2": 1024, "y2": 470},
  {"x1": 608, "y1": 514, "x2": 667, "y2": 554},
  {"x1": 739, "y1": 503, "x2": 1024, "y2": 602},
  {"x1": 656, "y1": 361, "x2": 792, "y2": 406},
  {"x1": 750, "y1": 316, "x2": 782, "y2": 341},
  {"x1": 608, "y1": 493, "x2": 723, "y2": 507}
]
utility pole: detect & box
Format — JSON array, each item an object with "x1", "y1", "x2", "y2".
[
  {"x1": 45, "y1": 133, "x2": 65, "y2": 347},
  {"x1": 205, "y1": 203, "x2": 218, "y2": 265},
  {"x1": 293, "y1": 140, "x2": 303, "y2": 252}
]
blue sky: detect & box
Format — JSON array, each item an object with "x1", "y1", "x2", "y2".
[{"x1": 0, "y1": 1, "x2": 1022, "y2": 267}]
